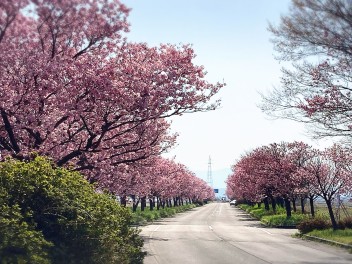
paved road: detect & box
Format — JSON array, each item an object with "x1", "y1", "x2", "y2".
[{"x1": 140, "y1": 202, "x2": 352, "y2": 264}]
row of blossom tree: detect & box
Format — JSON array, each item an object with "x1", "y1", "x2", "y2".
[
  {"x1": 111, "y1": 156, "x2": 215, "y2": 211},
  {"x1": 0, "y1": 1, "x2": 220, "y2": 207},
  {"x1": 226, "y1": 142, "x2": 351, "y2": 230}
]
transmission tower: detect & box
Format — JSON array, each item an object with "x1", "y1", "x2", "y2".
[{"x1": 207, "y1": 156, "x2": 213, "y2": 188}]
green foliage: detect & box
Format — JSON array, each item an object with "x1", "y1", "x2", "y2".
[
  {"x1": 261, "y1": 214, "x2": 308, "y2": 227},
  {"x1": 308, "y1": 228, "x2": 352, "y2": 245},
  {"x1": 0, "y1": 157, "x2": 145, "y2": 264},
  {"x1": 239, "y1": 203, "x2": 309, "y2": 228},
  {"x1": 297, "y1": 217, "x2": 332, "y2": 234},
  {"x1": 250, "y1": 208, "x2": 270, "y2": 219},
  {"x1": 239, "y1": 204, "x2": 286, "y2": 219},
  {"x1": 238, "y1": 204, "x2": 253, "y2": 212},
  {"x1": 0, "y1": 204, "x2": 52, "y2": 264},
  {"x1": 131, "y1": 204, "x2": 196, "y2": 225}
]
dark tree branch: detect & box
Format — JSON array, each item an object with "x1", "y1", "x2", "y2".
[{"x1": 0, "y1": 109, "x2": 20, "y2": 153}]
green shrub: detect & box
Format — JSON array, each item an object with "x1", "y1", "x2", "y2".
[
  {"x1": 250, "y1": 208, "x2": 268, "y2": 219},
  {"x1": 131, "y1": 213, "x2": 146, "y2": 226},
  {"x1": 159, "y1": 209, "x2": 169, "y2": 218},
  {"x1": 239, "y1": 204, "x2": 287, "y2": 220},
  {"x1": 0, "y1": 157, "x2": 145, "y2": 264},
  {"x1": 262, "y1": 214, "x2": 308, "y2": 227},
  {"x1": 297, "y1": 217, "x2": 332, "y2": 234},
  {"x1": 338, "y1": 216, "x2": 352, "y2": 229},
  {"x1": 0, "y1": 204, "x2": 53, "y2": 264}
]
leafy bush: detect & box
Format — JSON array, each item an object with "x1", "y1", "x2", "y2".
[
  {"x1": 0, "y1": 204, "x2": 52, "y2": 264},
  {"x1": 297, "y1": 217, "x2": 332, "y2": 234},
  {"x1": 0, "y1": 157, "x2": 145, "y2": 264},
  {"x1": 262, "y1": 214, "x2": 308, "y2": 227},
  {"x1": 159, "y1": 209, "x2": 170, "y2": 218}
]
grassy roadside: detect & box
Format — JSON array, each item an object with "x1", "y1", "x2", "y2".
[
  {"x1": 238, "y1": 204, "x2": 307, "y2": 227},
  {"x1": 305, "y1": 229, "x2": 352, "y2": 246},
  {"x1": 298, "y1": 229, "x2": 352, "y2": 253},
  {"x1": 238, "y1": 203, "x2": 352, "y2": 250},
  {"x1": 131, "y1": 204, "x2": 197, "y2": 225}
]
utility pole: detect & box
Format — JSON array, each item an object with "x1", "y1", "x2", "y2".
[{"x1": 207, "y1": 156, "x2": 213, "y2": 188}]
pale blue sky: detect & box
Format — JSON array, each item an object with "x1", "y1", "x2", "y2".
[{"x1": 123, "y1": 0, "x2": 331, "y2": 188}]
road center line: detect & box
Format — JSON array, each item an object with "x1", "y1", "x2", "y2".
[{"x1": 208, "y1": 225, "x2": 213, "y2": 230}]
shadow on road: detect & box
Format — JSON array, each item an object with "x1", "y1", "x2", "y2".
[{"x1": 142, "y1": 236, "x2": 169, "y2": 242}]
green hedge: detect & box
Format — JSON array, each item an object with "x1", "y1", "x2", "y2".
[{"x1": 0, "y1": 157, "x2": 145, "y2": 264}]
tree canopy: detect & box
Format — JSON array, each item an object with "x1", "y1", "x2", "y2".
[
  {"x1": 261, "y1": 0, "x2": 352, "y2": 141},
  {"x1": 0, "y1": 0, "x2": 223, "y2": 185}
]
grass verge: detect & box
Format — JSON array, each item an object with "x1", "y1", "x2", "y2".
[
  {"x1": 238, "y1": 204, "x2": 307, "y2": 227},
  {"x1": 131, "y1": 204, "x2": 197, "y2": 225},
  {"x1": 261, "y1": 214, "x2": 308, "y2": 227},
  {"x1": 307, "y1": 228, "x2": 352, "y2": 246}
]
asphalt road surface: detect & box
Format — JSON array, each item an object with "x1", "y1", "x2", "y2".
[{"x1": 140, "y1": 202, "x2": 352, "y2": 264}]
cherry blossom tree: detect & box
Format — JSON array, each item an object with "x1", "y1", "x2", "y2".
[
  {"x1": 301, "y1": 144, "x2": 352, "y2": 229},
  {"x1": 108, "y1": 156, "x2": 214, "y2": 211},
  {"x1": 285, "y1": 141, "x2": 314, "y2": 213},
  {"x1": 227, "y1": 140, "x2": 352, "y2": 227},
  {"x1": 227, "y1": 142, "x2": 314, "y2": 217},
  {"x1": 226, "y1": 153, "x2": 264, "y2": 204},
  {"x1": 261, "y1": 0, "x2": 352, "y2": 141},
  {"x1": 0, "y1": 1, "x2": 223, "y2": 187}
]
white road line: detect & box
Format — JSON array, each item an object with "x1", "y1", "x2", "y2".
[
  {"x1": 260, "y1": 228, "x2": 272, "y2": 235},
  {"x1": 208, "y1": 225, "x2": 213, "y2": 230},
  {"x1": 150, "y1": 225, "x2": 160, "y2": 239},
  {"x1": 218, "y1": 205, "x2": 222, "y2": 214}
]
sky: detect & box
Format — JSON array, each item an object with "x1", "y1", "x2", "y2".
[{"x1": 122, "y1": 0, "x2": 332, "y2": 188}]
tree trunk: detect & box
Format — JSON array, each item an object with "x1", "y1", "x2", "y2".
[
  {"x1": 309, "y1": 196, "x2": 315, "y2": 218},
  {"x1": 263, "y1": 197, "x2": 270, "y2": 211},
  {"x1": 132, "y1": 200, "x2": 139, "y2": 212},
  {"x1": 131, "y1": 195, "x2": 139, "y2": 212},
  {"x1": 271, "y1": 197, "x2": 277, "y2": 212},
  {"x1": 300, "y1": 197, "x2": 305, "y2": 214},
  {"x1": 120, "y1": 196, "x2": 127, "y2": 207},
  {"x1": 141, "y1": 197, "x2": 146, "y2": 211},
  {"x1": 325, "y1": 198, "x2": 338, "y2": 230},
  {"x1": 284, "y1": 197, "x2": 291, "y2": 218},
  {"x1": 156, "y1": 197, "x2": 160, "y2": 210},
  {"x1": 277, "y1": 197, "x2": 284, "y2": 208},
  {"x1": 149, "y1": 198, "x2": 154, "y2": 211},
  {"x1": 292, "y1": 197, "x2": 297, "y2": 212}
]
